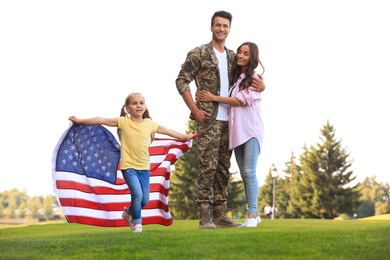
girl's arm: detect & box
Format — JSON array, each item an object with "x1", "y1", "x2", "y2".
[
  {"x1": 196, "y1": 90, "x2": 242, "y2": 106},
  {"x1": 68, "y1": 116, "x2": 118, "y2": 127},
  {"x1": 156, "y1": 125, "x2": 196, "y2": 141}
]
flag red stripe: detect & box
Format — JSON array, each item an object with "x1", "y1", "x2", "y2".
[
  {"x1": 56, "y1": 180, "x2": 169, "y2": 196},
  {"x1": 65, "y1": 215, "x2": 172, "y2": 227}
]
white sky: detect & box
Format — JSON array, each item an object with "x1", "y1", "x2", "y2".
[{"x1": 1, "y1": 1, "x2": 389, "y2": 196}]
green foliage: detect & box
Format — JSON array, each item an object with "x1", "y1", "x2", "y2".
[
  {"x1": 1, "y1": 219, "x2": 389, "y2": 259},
  {"x1": 258, "y1": 166, "x2": 274, "y2": 217},
  {"x1": 0, "y1": 189, "x2": 56, "y2": 221},
  {"x1": 0, "y1": 200, "x2": 3, "y2": 218},
  {"x1": 17, "y1": 202, "x2": 27, "y2": 218},
  {"x1": 357, "y1": 176, "x2": 390, "y2": 217},
  {"x1": 274, "y1": 121, "x2": 362, "y2": 219},
  {"x1": 226, "y1": 177, "x2": 246, "y2": 218},
  {"x1": 27, "y1": 197, "x2": 42, "y2": 219},
  {"x1": 170, "y1": 120, "x2": 199, "y2": 219},
  {"x1": 43, "y1": 196, "x2": 54, "y2": 220}
]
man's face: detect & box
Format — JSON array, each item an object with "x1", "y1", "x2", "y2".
[{"x1": 211, "y1": 16, "x2": 230, "y2": 43}]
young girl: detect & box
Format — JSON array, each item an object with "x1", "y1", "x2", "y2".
[
  {"x1": 196, "y1": 42, "x2": 265, "y2": 227},
  {"x1": 69, "y1": 92, "x2": 196, "y2": 233}
]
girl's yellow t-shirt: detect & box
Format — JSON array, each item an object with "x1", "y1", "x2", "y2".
[{"x1": 117, "y1": 117, "x2": 159, "y2": 170}]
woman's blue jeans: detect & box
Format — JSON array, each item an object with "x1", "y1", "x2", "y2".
[
  {"x1": 234, "y1": 138, "x2": 260, "y2": 215},
  {"x1": 121, "y1": 168, "x2": 150, "y2": 224}
]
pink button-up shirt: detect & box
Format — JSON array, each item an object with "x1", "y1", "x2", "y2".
[{"x1": 228, "y1": 71, "x2": 264, "y2": 151}]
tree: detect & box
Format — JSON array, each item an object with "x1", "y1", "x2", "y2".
[
  {"x1": 283, "y1": 153, "x2": 303, "y2": 218},
  {"x1": 7, "y1": 195, "x2": 17, "y2": 219},
  {"x1": 258, "y1": 164, "x2": 290, "y2": 219},
  {"x1": 258, "y1": 165, "x2": 275, "y2": 217},
  {"x1": 169, "y1": 120, "x2": 199, "y2": 219},
  {"x1": 18, "y1": 202, "x2": 27, "y2": 218},
  {"x1": 289, "y1": 121, "x2": 360, "y2": 219},
  {"x1": 0, "y1": 197, "x2": 4, "y2": 218},
  {"x1": 226, "y1": 175, "x2": 246, "y2": 219},
  {"x1": 357, "y1": 176, "x2": 390, "y2": 217},
  {"x1": 277, "y1": 154, "x2": 297, "y2": 219},
  {"x1": 28, "y1": 196, "x2": 43, "y2": 219},
  {"x1": 43, "y1": 195, "x2": 54, "y2": 220}
]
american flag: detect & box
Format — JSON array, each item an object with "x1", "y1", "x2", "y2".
[{"x1": 52, "y1": 124, "x2": 193, "y2": 227}]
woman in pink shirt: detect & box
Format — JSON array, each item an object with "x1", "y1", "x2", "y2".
[{"x1": 197, "y1": 42, "x2": 265, "y2": 228}]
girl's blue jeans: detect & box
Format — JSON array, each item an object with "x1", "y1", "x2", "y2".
[{"x1": 121, "y1": 168, "x2": 150, "y2": 224}]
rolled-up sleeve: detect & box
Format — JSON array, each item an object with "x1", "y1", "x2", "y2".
[
  {"x1": 176, "y1": 49, "x2": 200, "y2": 95},
  {"x1": 235, "y1": 89, "x2": 259, "y2": 106}
]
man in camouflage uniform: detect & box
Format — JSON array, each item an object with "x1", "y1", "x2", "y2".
[
  {"x1": 176, "y1": 10, "x2": 265, "y2": 229},
  {"x1": 175, "y1": 11, "x2": 245, "y2": 229}
]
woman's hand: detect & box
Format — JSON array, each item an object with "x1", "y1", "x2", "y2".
[{"x1": 195, "y1": 90, "x2": 215, "y2": 102}]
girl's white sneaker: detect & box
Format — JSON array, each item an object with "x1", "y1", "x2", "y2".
[{"x1": 132, "y1": 224, "x2": 142, "y2": 233}]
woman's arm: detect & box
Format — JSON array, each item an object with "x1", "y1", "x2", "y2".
[{"x1": 196, "y1": 90, "x2": 242, "y2": 106}]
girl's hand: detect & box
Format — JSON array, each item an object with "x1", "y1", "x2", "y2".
[
  {"x1": 68, "y1": 116, "x2": 79, "y2": 123},
  {"x1": 184, "y1": 132, "x2": 200, "y2": 141}
]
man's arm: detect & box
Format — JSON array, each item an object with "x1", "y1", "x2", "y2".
[
  {"x1": 181, "y1": 90, "x2": 211, "y2": 123},
  {"x1": 250, "y1": 74, "x2": 266, "y2": 92}
]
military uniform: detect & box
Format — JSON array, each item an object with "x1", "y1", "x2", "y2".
[{"x1": 176, "y1": 42, "x2": 240, "y2": 228}]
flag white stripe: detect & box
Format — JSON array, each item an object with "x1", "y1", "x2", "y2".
[
  {"x1": 54, "y1": 171, "x2": 171, "y2": 190},
  {"x1": 56, "y1": 189, "x2": 169, "y2": 205}
]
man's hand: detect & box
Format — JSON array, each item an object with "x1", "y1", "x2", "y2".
[
  {"x1": 192, "y1": 108, "x2": 211, "y2": 123},
  {"x1": 250, "y1": 74, "x2": 266, "y2": 92}
]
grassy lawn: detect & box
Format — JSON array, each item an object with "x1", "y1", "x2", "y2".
[{"x1": 1, "y1": 216, "x2": 389, "y2": 260}]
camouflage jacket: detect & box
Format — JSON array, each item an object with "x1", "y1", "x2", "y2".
[{"x1": 176, "y1": 42, "x2": 235, "y2": 121}]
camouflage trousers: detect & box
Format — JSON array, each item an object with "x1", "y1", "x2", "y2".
[{"x1": 196, "y1": 120, "x2": 232, "y2": 206}]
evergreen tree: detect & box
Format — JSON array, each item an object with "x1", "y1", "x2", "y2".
[
  {"x1": 169, "y1": 120, "x2": 199, "y2": 219},
  {"x1": 277, "y1": 154, "x2": 297, "y2": 218},
  {"x1": 226, "y1": 177, "x2": 246, "y2": 219},
  {"x1": 293, "y1": 121, "x2": 360, "y2": 219},
  {"x1": 284, "y1": 153, "x2": 302, "y2": 218},
  {"x1": 258, "y1": 166, "x2": 273, "y2": 217}
]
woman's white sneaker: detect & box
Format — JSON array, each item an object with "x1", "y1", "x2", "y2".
[{"x1": 242, "y1": 218, "x2": 257, "y2": 227}]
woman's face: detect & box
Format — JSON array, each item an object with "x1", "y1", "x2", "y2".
[{"x1": 236, "y1": 45, "x2": 251, "y2": 71}]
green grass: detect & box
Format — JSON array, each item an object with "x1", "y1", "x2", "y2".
[{"x1": 1, "y1": 216, "x2": 389, "y2": 260}]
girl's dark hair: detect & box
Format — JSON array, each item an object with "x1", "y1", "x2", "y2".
[
  {"x1": 211, "y1": 10, "x2": 233, "y2": 27},
  {"x1": 230, "y1": 42, "x2": 265, "y2": 90},
  {"x1": 117, "y1": 92, "x2": 153, "y2": 141}
]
